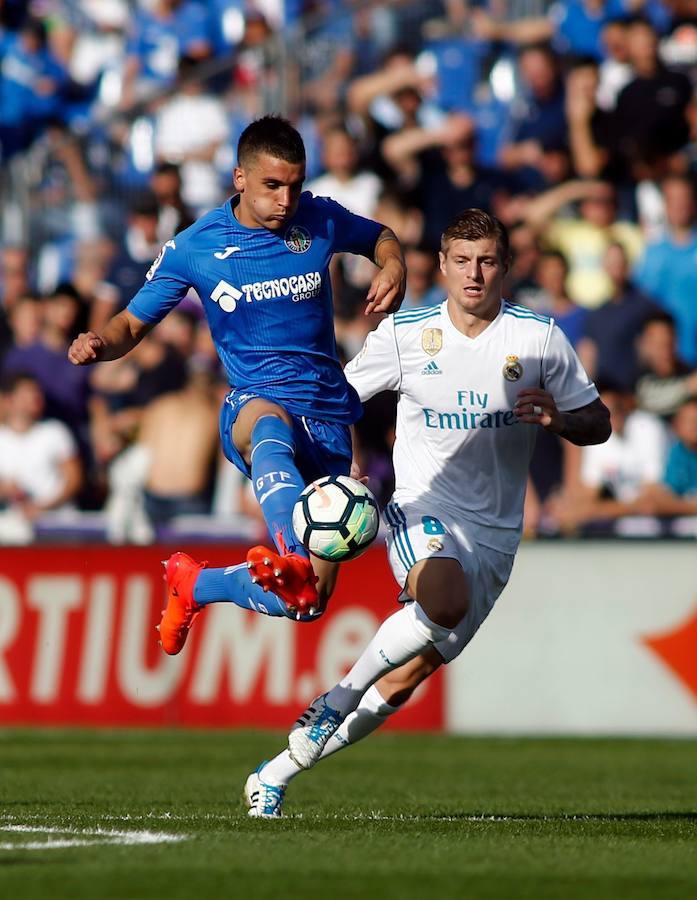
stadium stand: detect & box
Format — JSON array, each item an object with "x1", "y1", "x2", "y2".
[{"x1": 0, "y1": 0, "x2": 695, "y2": 542}]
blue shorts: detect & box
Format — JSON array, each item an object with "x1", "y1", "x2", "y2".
[{"x1": 219, "y1": 389, "x2": 352, "y2": 482}]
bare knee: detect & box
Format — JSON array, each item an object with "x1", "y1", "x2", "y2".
[{"x1": 375, "y1": 648, "x2": 442, "y2": 707}]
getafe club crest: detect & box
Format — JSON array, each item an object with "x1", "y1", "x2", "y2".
[
  {"x1": 422, "y1": 327, "x2": 443, "y2": 356},
  {"x1": 503, "y1": 354, "x2": 523, "y2": 381},
  {"x1": 284, "y1": 225, "x2": 312, "y2": 253}
]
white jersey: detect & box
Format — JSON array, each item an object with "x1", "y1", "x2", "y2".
[
  {"x1": 0, "y1": 419, "x2": 77, "y2": 506},
  {"x1": 345, "y1": 299, "x2": 598, "y2": 553}
]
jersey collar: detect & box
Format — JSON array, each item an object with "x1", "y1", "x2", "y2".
[{"x1": 442, "y1": 298, "x2": 505, "y2": 345}]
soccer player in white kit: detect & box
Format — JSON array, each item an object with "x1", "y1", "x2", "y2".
[{"x1": 245, "y1": 208, "x2": 611, "y2": 817}]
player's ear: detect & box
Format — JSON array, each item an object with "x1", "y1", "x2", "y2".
[
  {"x1": 438, "y1": 250, "x2": 447, "y2": 275},
  {"x1": 233, "y1": 167, "x2": 245, "y2": 192}
]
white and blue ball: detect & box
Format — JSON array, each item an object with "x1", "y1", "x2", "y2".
[{"x1": 292, "y1": 475, "x2": 380, "y2": 562}]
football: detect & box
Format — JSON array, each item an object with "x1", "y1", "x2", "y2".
[{"x1": 292, "y1": 475, "x2": 380, "y2": 562}]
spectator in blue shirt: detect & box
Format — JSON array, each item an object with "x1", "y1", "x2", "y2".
[
  {"x1": 534, "y1": 250, "x2": 588, "y2": 348},
  {"x1": 578, "y1": 242, "x2": 659, "y2": 390},
  {"x1": 664, "y1": 399, "x2": 697, "y2": 499},
  {"x1": 634, "y1": 174, "x2": 697, "y2": 367},
  {"x1": 121, "y1": 0, "x2": 212, "y2": 108},
  {"x1": 497, "y1": 44, "x2": 567, "y2": 193},
  {"x1": 474, "y1": 0, "x2": 671, "y2": 62},
  {"x1": 640, "y1": 398, "x2": 697, "y2": 518},
  {"x1": 0, "y1": 18, "x2": 68, "y2": 157}
]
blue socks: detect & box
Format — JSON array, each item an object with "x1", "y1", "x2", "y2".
[
  {"x1": 192, "y1": 415, "x2": 313, "y2": 620},
  {"x1": 193, "y1": 563, "x2": 317, "y2": 621},
  {"x1": 249, "y1": 415, "x2": 308, "y2": 557},
  {"x1": 194, "y1": 563, "x2": 288, "y2": 617}
]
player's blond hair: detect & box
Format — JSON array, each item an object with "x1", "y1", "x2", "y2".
[{"x1": 441, "y1": 209, "x2": 510, "y2": 263}]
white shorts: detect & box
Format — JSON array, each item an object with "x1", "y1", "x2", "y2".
[{"x1": 384, "y1": 498, "x2": 515, "y2": 664}]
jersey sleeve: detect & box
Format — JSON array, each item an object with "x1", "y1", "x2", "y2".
[
  {"x1": 315, "y1": 196, "x2": 384, "y2": 257},
  {"x1": 126, "y1": 238, "x2": 192, "y2": 324},
  {"x1": 541, "y1": 322, "x2": 599, "y2": 411},
  {"x1": 344, "y1": 316, "x2": 401, "y2": 401}
]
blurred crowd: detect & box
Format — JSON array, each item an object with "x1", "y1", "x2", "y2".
[{"x1": 0, "y1": 0, "x2": 696, "y2": 544}]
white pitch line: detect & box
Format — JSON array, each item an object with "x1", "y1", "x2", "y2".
[
  {"x1": 0, "y1": 823, "x2": 187, "y2": 851},
  {"x1": 0, "y1": 840, "x2": 97, "y2": 851}
]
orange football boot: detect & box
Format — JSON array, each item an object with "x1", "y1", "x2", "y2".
[
  {"x1": 246, "y1": 545, "x2": 319, "y2": 615},
  {"x1": 158, "y1": 551, "x2": 207, "y2": 654}
]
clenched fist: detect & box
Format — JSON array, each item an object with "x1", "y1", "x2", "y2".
[{"x1": 68, "y1": 332, "x2": 105, "y2": 365}]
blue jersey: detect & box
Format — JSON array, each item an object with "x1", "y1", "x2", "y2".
[{"x1": 127, "y1": 192, "x2": 383, "y2": 423}]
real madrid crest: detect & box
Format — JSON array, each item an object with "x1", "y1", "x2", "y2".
[
  {"x1": 422, "y1": 327, "x2": 443, "y2": 357},
  {"x1": 427, "y1": 537, "x2": 444, "y2": 552},
  {"x1": 284, "y1": 225, "x2": 312, "y2": 253},
  {"x1": 502, "y1": 354, "x2": 523, "y2": 381}
]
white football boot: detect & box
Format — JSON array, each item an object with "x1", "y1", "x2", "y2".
[
  {"x1": 244, "y1": 764, "x2": 285, "y2": 819},
  {"x1": 288, "y1": 693, "x2": 345, "y2": 769}
]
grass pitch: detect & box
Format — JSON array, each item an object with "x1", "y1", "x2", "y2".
[{"x1": 1, "y1": 730, "x2": 695, "y2": 900}]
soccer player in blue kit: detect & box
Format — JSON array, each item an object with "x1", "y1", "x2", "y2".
[{"x1": 69, "y1": 116, "x2": 406, "y2": 653}]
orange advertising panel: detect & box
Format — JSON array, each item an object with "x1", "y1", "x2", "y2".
[{"x1": 0, "y1": 546, "x2": 443, "y2": 730}]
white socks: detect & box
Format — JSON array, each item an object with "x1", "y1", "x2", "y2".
[
  {"x1": 261, "y1": 685, "x2": 400, "y2": 787},
  {"x1": 323, "y1": 602, "x2": 451, "y2": 718},
  {"x1": 319, "y1": 684, "x2": 399, "y2": 760},
  {"x1": 260, "y1": 749, "x2": 301, "y2": 787},
  {"x1": 259, "y1": 602, "x2": 453, "y2": 790}
]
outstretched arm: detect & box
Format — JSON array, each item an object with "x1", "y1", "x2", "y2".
[
  {"x1": 365, "y1": 227, "x2": 406, "y2": 315},
  {"x1": 346, "y1": 61, "x2": 428, "y2": 117},
  {"x1": 68, "y1": 309, "x2": 154, "y2": 365},
  {"x1": 520, "y1": 179, "x2": 608, "y2": 232},
  {"x1": 515, "y1": 390, "x2": 611, "y2": 446},
  {"x1": 382, "y1": 115, "x2": 475, "y2": 184}
]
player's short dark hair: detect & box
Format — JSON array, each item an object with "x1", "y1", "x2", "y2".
[
  {"x1": 237, "y1": 116, "x2": 306, "y2": 168},
  {"x1": 441, "y1": 209, "x2": 510, "y2": 262}
]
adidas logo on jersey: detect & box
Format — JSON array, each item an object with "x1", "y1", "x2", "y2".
[{"x1": 420, "y1": 360, "x2": 442, "y2": 376}]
